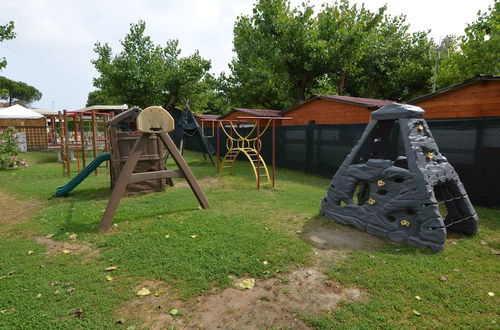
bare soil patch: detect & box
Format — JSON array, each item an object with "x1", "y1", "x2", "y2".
[
  {"x1": 0, "y1": 191, "x2": 43, "y2": 230},
  {"x1": 173, "y1": 176, "x2": 220, "y2": 189},
  {"x1": 302, "y1": 217, "x2": 385, "y2": 252},
  {"x1": 33, "y1": 236, "x2": 99, "y2": 261},
  {"x1": 116, "y1": 269, "x2": 362, "y2": 330}
]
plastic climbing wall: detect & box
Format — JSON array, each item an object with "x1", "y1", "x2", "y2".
[{"x1": 320, "y1": 103, "x2": 478, "y2": 252}]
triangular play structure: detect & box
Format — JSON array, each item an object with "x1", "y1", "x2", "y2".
[
  {"x1": 99, "y1": 106, "x2": 210, "y2": 231},
  {"x1": 321, "y1": 103, "x2": 478, "y2": 252}
]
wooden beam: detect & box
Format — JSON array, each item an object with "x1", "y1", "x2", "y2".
[
  {"x1": 158, "y1": 133, "x2": 210, "y2": 209},
  {"x1": 99, "y1": 133, "x2": 149, "y2": 232},
  {"x1": 129, "y1": 169, "x2": 184, "y2": 184}
]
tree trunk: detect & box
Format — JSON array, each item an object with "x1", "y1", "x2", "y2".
[
  {"x1": 294, "y1": 77, "x2": 308, "y2": 104},
  {"x1": 338, "y1": 70, "x2": 346, "y2": 95},
  {"x1": 164, "y1": 94, "x2": 177, "y2": 109}
]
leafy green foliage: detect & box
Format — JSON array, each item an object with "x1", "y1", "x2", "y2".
[
  {"x1": 226, "y1": 0, "x2": 435, "y2": 108},
  {"x1": 0, "y1": 127, "x2": 28, "y2": 170},
  {"x1": 437, "y1": 1, "x2": 500, "y2": 88},
  {"x1": 0, "y1": 21, "x2": 15, "y2": 70},
  {"x1": 91, "y1": 21, "x2": 214, "y2": 112},
  {"x1": 0, "y1": 76, "x2": 42, "y2": 105}
]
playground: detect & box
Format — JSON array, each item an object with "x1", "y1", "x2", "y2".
[{"x1": 0, "y1": 149, "x2": 498, "y2": 329}]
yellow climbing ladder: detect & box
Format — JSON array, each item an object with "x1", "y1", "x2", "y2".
[{"x1": 218, "y1": 120, "x2": 272, "y2": 188}]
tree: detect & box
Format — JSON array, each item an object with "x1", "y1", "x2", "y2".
[
  {"x1": 90, "y1": 21, "x2": 213, "y2": 112},
  {"x1": 437, "y1": 1, "x2": 500, "y2": 87},
  {"x1": 0, "y1": 21, "x2": 15, "y2": 70},
  {"x1": 85, "y1": 89, "x2": 118, "y2": 107},
  {"x1": 226, "y1": 0, "x2": 433, "y2": 108},
  {"x1": 0, "y1": 76, "x2": 42, "y2": 105},
  {"x1": 343, "y1": 15, "x2": 434, "y2": 100}
]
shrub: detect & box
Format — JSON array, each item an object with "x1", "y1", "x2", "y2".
[{"x1": 0, "y1": 127, "x2": 28, "y2": 170}]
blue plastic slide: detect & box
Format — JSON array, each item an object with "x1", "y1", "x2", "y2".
[{"x1": 55, "y1": 152, "x2": 111, "y2": 197}]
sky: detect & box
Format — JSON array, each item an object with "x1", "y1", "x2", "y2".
[{"x1": 0, "y1": 0, "x2": 494, "y2": 111}]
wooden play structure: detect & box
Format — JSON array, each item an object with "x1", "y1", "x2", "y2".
[
  {"x1": 99, "y1": 106, "x2": 210, "y2": 231},
  {"x1": 53, "y1": 109, "x2": 112, "y2": 177},
  {"x1": 202, "y1": 116, "x2": 290, "y2": 189}
]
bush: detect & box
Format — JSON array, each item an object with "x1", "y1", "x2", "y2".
[{"x1": 0, "y1": 127, "x2": 28, "y2": 170}]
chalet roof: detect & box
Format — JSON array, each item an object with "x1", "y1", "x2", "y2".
[
  {"x1": 282, "y1": 94, "x2": 393, "y2": 114},
  {"x1": 219, "y1": 108, "x2": 281, "y2": 119},
  {"x1": 407, "y1": 75, "x2": 500, "y2": 104}
]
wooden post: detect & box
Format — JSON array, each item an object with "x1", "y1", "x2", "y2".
[
  {"x1": 58, "y1": 111, "x2": 65, "y2": 176},
  {"x1": 79, "y1": 112, "x2": 86, "y2": 168},
  {"x1": 99, "y1": 134, "x2": 149, "y2": 232},
  {"x1": 63, "y1": 110, "x2": 71, "y2": 177},
  {"x1": 256, "y1": 119, "x2": 260, "y2": 190},
  {"x1": 73, "y1": 114, "x2": 81, "y2": 173},
  {"x1": 103, "y1": 115, "x2": 110, "y2": 169},
  {"x1": 158, "y1": 133, "x2": 210, "y2": 209},
  {"x1": 272, "y1": 119, "x2": 276, "y2": 187},
  {"x1": 91, "y1": 110, "x2": 98, "y2": 175}
]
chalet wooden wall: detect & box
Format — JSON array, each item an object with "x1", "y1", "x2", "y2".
[
  {"x1": 412, "y1": 80, "x2": 500, "y2": 119},
  {"x1": 283, "y1": 99, "x2": 372, "y2": 125}
]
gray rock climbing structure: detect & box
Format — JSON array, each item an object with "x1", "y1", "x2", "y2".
[{"x1": 320, "y1": 103, "x2": 478, "y2": 252}]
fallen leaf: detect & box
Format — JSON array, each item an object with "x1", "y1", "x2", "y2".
[
  {"x1": 27, "y1": 250, "x2": 34, "y2": 255},
  {"x1": 415, "y1": 295, "x2": 421, "y2": 300},
  {"x1": 66, "y1": 288, "x2": 75, "y2": 293},
  {"x1": 165, "y1": 235, "x2": 170, "y2": 239},
  {"x1": 263, "y1": 260, "x2": 269, "y2": 265},
  {"x1": 105, "y1": 266, "x2": 117, "y2": 271},
  {"x1": 54, "y1": 290, "x2": 60, "y2": 295},
  {"x1": 50, "y1": 282, "x2": 59, "y2": 286},
  {"x1": 45, "y1": 234, "x2": 54, "y2": 239},
  {"x1": 237, "y1": 278, "x2": 255, "y2": 290},
  {"x1": 136, "y1": 288, "x2": 151, "y2": 296},
  {"x1": 74, "y1": 308, "x2": 83, "y2": 318},
  {"x1": 106, "y1": 276, "x2": 113, "y2": 282},
  {"x1": 69, "y1": 234, "x2": 77, "y2": 241},
  {"x1": 158, "y1": 215, "x2": 163, "y2": 219},
  {"x1": 169, "y1": 308, "x2": 179, "y2": 316},
  {"x1": 36, "y1": 293, "x2": 42, "y2": 298},
  {"x1": 413, "y1": 310, "x2": 421, "y2": 316},
  {"x1": 190, "y1": 235, "x2": 197, "y2": 239},
  {"x1": 453, "y1": 268, "x2": 460, "y2": 272},
  {"x1": 112, "y1": 223, "x2": 118, "y2": 227},
  {"x1": 369, "y1": 255, "x2": 376, "y2": 259},
  {"x1": 488, "y1": 292, "x2": 495, "y2": 297},
  {"x1": 440, "y1": 275, "x2": 448, "y2": 281},
  {"x1": 480, "y1": 240, "x2": 487, "y2": 246},
  {"x1": 62, "y1": 249, "x2": 71, "y2": 254},
  {"x1": 154, "y1": 289, "x2": 166, "y2": 297}
]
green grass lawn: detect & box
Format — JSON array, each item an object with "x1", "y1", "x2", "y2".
[{"x1": 0, "y1": 151, "x2": 498, "y2": 329}]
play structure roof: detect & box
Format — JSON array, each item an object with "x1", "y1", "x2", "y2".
[
  {"x1": 0, "y1": 104, "x2": 44, "y2": 119},
  {"x1": 76, "y1": 104, "x2": 128, "y2": 112}
]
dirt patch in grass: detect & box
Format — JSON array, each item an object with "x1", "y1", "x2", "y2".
[
  {"x1": 302, "y1": 217, "x2": 385, "y2": 253},
  {"x1": 0, "y1": 191, "x2": 43, "y2": 230},
  {"x1": 191, "y1": 269, "x2": 362, "y2": 329},
  {"x1": 117, "y1": 269, "x2": 362, "y2": 329},
  {"x1": 173, "y1": 176, "x2": 220, "y2": 189},
  {"x1": 33, "y1": 236, "x2": 99, "y2": 261}
]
